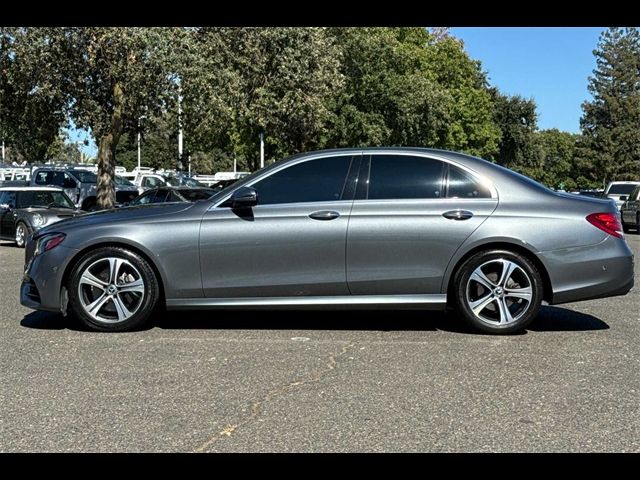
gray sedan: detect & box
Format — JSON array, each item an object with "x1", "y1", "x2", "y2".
[{"x1": 20, "y1": 148, "x2": 634, "y2": 334}]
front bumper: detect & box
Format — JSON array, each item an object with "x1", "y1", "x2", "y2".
[
  {"x1": 20, "y1": 243, "x2": 79, "y2": 313},
  {"x1": 540, "y1": 235, "x2": 635, "y2": 305}
]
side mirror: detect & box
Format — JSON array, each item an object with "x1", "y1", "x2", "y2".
[
  {"x1": 230, "y1": 186, "x2": 258, "y2": 209},
  {"x1": 619, "y1": 195, "x2": 628, "y2": 202}
]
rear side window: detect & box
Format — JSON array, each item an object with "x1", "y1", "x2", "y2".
[
  {"x1": 368, "y1": 155, "x2": 444, "y2": 200},
  {"x1": 252, "y1": 156, "x2": 352, "y2": 205},
  {"x1": 447, "y1": 165, "x2": 492, "y2": 199}
]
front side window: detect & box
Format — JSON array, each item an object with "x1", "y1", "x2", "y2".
[
  {"x1": 132, "y1": 191, "x2": 155, "y2": 205},
  {"x1": 251, "y1": 156, "x2": 352, "y2": 205},
  {"x1": 368, "y1": 155, "x2": 444, "y2": 200},
  {"x1": 447, "y1": 165, "x2": 492, "y2": 199}
]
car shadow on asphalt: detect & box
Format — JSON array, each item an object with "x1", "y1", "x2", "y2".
[{"x1": 20, "y1": 305, "x2": 609, "y2": 334}]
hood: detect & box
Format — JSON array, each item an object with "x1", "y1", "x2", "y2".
[
  {"x1": 37, "y1": 202, "x2": 195, "y2": 235},
  {"x1": 23, "y1": 206, "x2": 79, "y2": 217}
]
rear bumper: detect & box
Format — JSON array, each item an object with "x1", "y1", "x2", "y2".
[{"x1": 540, "y1": 236, "x2": 634, "y2": 305}]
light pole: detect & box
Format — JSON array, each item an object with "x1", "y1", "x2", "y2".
[
  {"x1": 2, "y1": 140, "x2": 5, "y2": 163},
  {"x1": 259, "y1": 132, "x2": 264, "y2": 169},
  {"x1": 137, "y1": 115, "x2": 146, "y2": 172}
]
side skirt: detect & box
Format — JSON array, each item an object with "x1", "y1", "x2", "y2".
[{"x1": 166, "y1": 294, "x2": 447, "y2": 310}]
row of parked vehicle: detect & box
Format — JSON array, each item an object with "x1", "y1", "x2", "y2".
[{"x1": 0, "y1": 166, "x2": 241, "y2": 247}]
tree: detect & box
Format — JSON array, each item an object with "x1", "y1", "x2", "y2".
[
  {"x1": 576, "y1": 27, "x2": 640, "y2": 187},
  {"x1": 186, "y1": 28, "x2": 343, "y2": 171},
  {"x1": 325, "y1": 28, "x2": 450, "y2": 150},
  {"x1": 0, "y1": 28, "x2": 68, "y2": 163},
  {"x1": 535, "y1": 129, "x2": 579, "y2": 189},
  {"x1": 61, "y1": 28, "x2": 183, "y2": 208},
  {"x1": 490, "y1": 89, "x2": 540, "y2": 176}
]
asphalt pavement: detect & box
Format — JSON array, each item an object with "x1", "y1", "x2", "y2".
[{"x1": 1, "y1": 235, "x2": 639, "y2": 452}]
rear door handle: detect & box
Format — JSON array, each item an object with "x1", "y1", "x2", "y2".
[
  {"x1": 309, "y1": 210, "x2": 340, "y2": 221},
  {"x1": 442, "y1": 210, "x2": 474, "y2": 220}
]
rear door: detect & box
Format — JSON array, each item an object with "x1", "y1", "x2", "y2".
[{"x1": 346, "y1": 153, "x2": 498, "y2": 295}]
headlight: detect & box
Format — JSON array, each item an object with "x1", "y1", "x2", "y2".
[
  {"x1": 31, "y1": 213, "x2": 45, "y2": 227},
  {"x1": 34, "y1": 233, "x2": 66, "y2": 256}
]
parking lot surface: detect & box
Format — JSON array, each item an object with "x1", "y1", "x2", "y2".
[{"x1": 1, "y1": 235, "x2": 639, "y2": 452}]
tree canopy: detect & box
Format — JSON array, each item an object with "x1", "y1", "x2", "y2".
[{"x1": 2, "y1": 26, "x2": 638, "y2": 204}]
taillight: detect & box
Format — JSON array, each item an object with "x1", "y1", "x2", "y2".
[{"x1": 586, "y1": 212, "x2": 623, "y2": 238}]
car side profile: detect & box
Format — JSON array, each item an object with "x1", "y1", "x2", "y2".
[
  {"x1": 21, "y1": 148, "x2": 634, "y2": 334},
  {"x1": 0, "y1": 187, "x2": 82, "y2": 247},
  {"x1": 603, "y1": 181, "x2": 640, "y2": 210},
  {"x1": 621, "y1": 185, "x2": 640, "y2": 233}
]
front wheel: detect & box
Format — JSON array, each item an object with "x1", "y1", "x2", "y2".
[
  {"x1": 15, "y1": 221, "x2": 31, "y2": 248},
  {"x1": 452, "y1": 250, "x2": 543, "y2": 334},
  {"x1": 67, "y1": 247, "x2": 160, "y2": 332}
]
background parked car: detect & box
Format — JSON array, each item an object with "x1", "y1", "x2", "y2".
[
  {"x1": 602, "y1": 181, "x2": 640, "y2": 210},
  {"x1": 128, "y1": 186, "x2": 216, "y2": 206},
  {"x1": 0, "y1": 187, "x2": 82, "y2": 247},
  {"x1": 134, "y1": 172, "x2": 206, "y2": 190},
  {"x1": 30, "y1": 167, "x2": 140, "y2": 211},
  {"x1": 621, "y1": 185, "x2": 640, "y2": 234}
]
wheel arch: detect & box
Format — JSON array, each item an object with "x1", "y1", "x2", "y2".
[
  {"x1": 61, "y1": 240, "x2": 167, "y2": 304},
  {"x1": 444, "y1": 240, "x2": 553, "y2": 305}
]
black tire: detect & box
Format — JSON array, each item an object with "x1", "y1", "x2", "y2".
[
  {"x1": 15, "y1": 221, "x2": 32, "y2": 248},
  {"x1": 636, "y1": 213, "x2": 640, "y2": 234},
  {"x1": 67, "y1": 246, "x2": 160, "y2": 332},
  {"x1": 83, "y1": 198, "x2": 98, "y2": 212},
  {"x1": 452, "y1": 249, "x2": 544, "y2": 335},
  {"x1": 622, "y1": 221, "x2": 630, "y2": 233}
]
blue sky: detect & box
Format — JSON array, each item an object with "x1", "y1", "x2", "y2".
[
  {"x1": 450, "y1": 27, "x2": 604, "y2": 133},
  {"x1": 72, "y1": 27, "x2": 605, "y2": 158}
]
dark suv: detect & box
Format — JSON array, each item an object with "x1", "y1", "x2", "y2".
[{"x1": 30, "y1": 167, "x2": 140, "y2": 211}]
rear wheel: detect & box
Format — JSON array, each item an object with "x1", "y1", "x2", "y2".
[
  {"x1": 83, "y1": 198, "x2": 98, "y2": 212},
  {"x1": 67, "y1": 247, "x2": 159, "y2": 332},
  {"x1": 453, "y1": 250, "x2": 543, "y2": 334},
  {"x1": 15, "y1": 221, "x2": 31, "y2": 248}
]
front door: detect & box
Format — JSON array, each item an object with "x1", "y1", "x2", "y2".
[
  {"x1": 347, "y1": 154, "x2": 498, "y2": 295},
  {"x1": 199, "y1": 154, "x2": 360, "y2": 298}
]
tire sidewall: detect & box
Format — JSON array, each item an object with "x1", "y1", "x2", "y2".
[
  {"x1": 15, "y1": 221, "x2": 30, "y2": 248},
  {"x1": 454, "y1": 250, "x2": 544, "y2": 334},
  {"x1": 68, "y1": 247, "x2": 159, "y2": 332}
]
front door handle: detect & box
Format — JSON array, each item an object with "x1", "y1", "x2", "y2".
[
  {"x1": 442, "y1": 210, "x2": 474, "y2": 220},
  {"x1": 309, "y1": 210, "x2": 340, "y2": 221}
]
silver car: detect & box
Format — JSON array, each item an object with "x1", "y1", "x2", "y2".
[{"x1": 20, "y1": 148, "x2": 634, "y2": 334}]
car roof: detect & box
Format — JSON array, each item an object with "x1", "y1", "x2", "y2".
[
  {"x1": 0, "y1": 186, "x2": 63, "y2": 191},
  {"x1": 607, "y1": 181, "x2": 640, "y2": 185}
]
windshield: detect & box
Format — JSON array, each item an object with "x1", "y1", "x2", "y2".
[
  {"x1": 17, "y1": 190, "x2": 75, "y2": 209},
  {"x1": 71, "y1": 170, "x2": 98, "y2": 183},
  {"x1": 165, "y1": 176, "x2": 206, "y2": 187},
  {"x1": 115, "y1": 175, "x2": 135, "y2": 186},
  {"x1": 607, "y1": 184, "x2": 637, "y2": 195}
]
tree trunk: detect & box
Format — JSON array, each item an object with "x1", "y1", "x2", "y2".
[{"x1": 96, "y1": 82, "x2": 125, "y2": 209}]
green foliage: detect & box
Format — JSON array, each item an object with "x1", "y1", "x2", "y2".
[
  {"x1": 2, "y1": 26, "x2": 638, "y2": 195},
  {"x1": 0, "y1": 28, "x2": 68, "y2": 162},
  {"x1": 576, "y1": 27, "x2": 640, "y2": 187}
]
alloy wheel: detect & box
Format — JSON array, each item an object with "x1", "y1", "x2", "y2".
[
  {"x1": 77, "y1": 257, "x2": 146, "y2": 323},
  {"x1": 465, "y1": 258, "x2": 533, "y2": 326},
  {"x1": 15, "y1": 224, "x2": 26, "y2": 247}
]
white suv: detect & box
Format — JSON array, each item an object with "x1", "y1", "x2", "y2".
[{"x1": 603, "y1": 181, "x2": 640, "y2": 210}]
